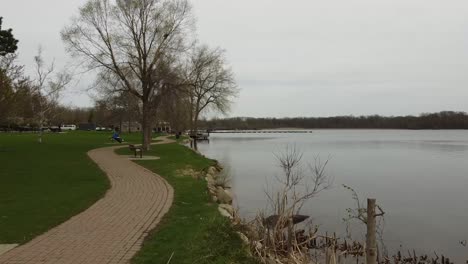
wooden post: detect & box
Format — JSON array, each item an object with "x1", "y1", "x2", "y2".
[
  {"x1": 287, "y1": 220, "x2": 293, "y2": 254},
  {"x1": 366, "y1": 198, "x2": 377, "y2": 264}
]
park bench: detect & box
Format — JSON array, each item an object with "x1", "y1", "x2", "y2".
[{"x1": 128, "y1": 144, "x2": 143, "y2": 158}]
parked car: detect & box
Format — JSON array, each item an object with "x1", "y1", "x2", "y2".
[
  {"x1": 49, "y1": 126, "x2": 61, "y2": 132},
  {"x1": 78, "y1": 123, "x2": 96, "y2": 131},
  {"x1": 61, "y1": 124, "x2": 77, "y2": 131}
]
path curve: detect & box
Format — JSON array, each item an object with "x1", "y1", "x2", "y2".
[{"x1": 0, "y1": 137, "x2": 175, "y2": 264}]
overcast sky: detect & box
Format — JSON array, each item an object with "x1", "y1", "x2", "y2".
[{"x1": 3, "y1": 0, "x2": 468, "y2": 117}]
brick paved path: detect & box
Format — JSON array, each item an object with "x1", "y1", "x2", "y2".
[{"x1": 0, "y1": 139, "x2": 174, "y2": 264}]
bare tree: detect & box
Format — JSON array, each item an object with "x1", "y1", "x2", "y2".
[
  {"x1": 267, "y1": 146, "x2": 332, "y2": 222},
  {"x1": 62, "y1": 0, "x2": 194, "y2": 150},
  {"x1": 32, "y1": 48, "x2": 71, "y2": 143},
  {"x1": 183, "y1": 45, "x2": 238, "y2": 137},
  {"x1": 246, "y1": 146, "x2": 332, "y2": 263}
]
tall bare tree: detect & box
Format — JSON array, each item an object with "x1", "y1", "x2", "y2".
[
  {"x1": 62, "y1": 0, "x2": 193, "y2": 150},
  {"x1": 184, "y1": 45, "x2": 238, "y2": 136},
  {"x1": 32, "y1": 48, "x2": 71, "y2": 143}
]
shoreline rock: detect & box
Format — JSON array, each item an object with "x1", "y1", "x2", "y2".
[
  {"x1": 218, "y1": 207, "x2": 233, "y2": 219},
  {"x1": 219, "y1": 204, "x2": 234, "y2": 216},
  {"x1": 216, "y1": 186, "x2": 233, "y2": 204}
]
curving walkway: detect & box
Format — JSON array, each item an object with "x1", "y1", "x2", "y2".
[{"x1": 0, "y1": 138, "x2": 175, "y2": 264}]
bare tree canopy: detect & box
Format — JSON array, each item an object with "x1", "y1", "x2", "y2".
[
  {"x1": 62, "y1": 0, "x2": 194, "y2": 149},
  {"x1": 32, "y1": 48, "x2": 72, "y2": 143},
  {"x1": 184, "y1": 44, "x2": 238, "y2": 135}
]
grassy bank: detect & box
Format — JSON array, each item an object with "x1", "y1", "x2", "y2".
[
  {"x1": 0, "y1": 131, "x2": 142, "y2": 244},
  {"x1": 116, "y1": 142, "x2": 257, "y2": 264}
]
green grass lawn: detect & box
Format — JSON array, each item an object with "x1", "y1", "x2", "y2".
[
  {"x1": 116, "y1": 143, "x2": 258, "y2": 264},
  {"x1": 0, "y1": 131, "x2": 256, "y2": 263},
  {"x1": 0, "y1": 131, "x2": 142, "y2": 244}
]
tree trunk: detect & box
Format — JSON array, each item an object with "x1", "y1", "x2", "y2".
[
  {"x1": 192, "y1": 112, "x2": 199, "y2": 150},
  {"x1": 189, "y1": 112, "x2": 194, "y2": 137},
  {"x1": 189, "y1": 96, "x2": 195, "y2": 136},
  {"x1": 38, "y1": 112, "x2": 44, "y2": 144},
  {"x1": 141, "y1": 101, "x2": 152, "y2": 151},
  {"x1": 119, "y1": 111, "x2": 123, "y2": 133},
  {"x1": 366, "y1": 198, "x2": 377, "y2": 264}
]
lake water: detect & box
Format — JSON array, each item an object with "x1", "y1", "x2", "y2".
[{"x1": 197, "y1": 130, "x2": 468, "y2": 261}]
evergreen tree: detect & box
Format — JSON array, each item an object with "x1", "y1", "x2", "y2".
[{"x1": 0, "y1": 17, "x2": 19, "y2": 56}]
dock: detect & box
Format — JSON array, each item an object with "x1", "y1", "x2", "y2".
[{"x1": 210, "y1": 130, "x2": 312, "y2": 134}]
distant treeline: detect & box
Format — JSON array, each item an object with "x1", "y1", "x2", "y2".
[{"x1": 200, "y1": 111, "x2": 468, "y2": 130}]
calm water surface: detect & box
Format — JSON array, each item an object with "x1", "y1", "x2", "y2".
[{"x1": 197, "y1": 130, "x2": 468, "y2": 261}]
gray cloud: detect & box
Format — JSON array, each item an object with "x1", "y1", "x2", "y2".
[{"x1": 3, "y1": 0, "x2": 468, "y2": 116}]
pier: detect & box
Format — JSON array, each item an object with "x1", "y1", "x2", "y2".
[{"x1": 210, "y1": 130, "x2": 313, "y2": 134}]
